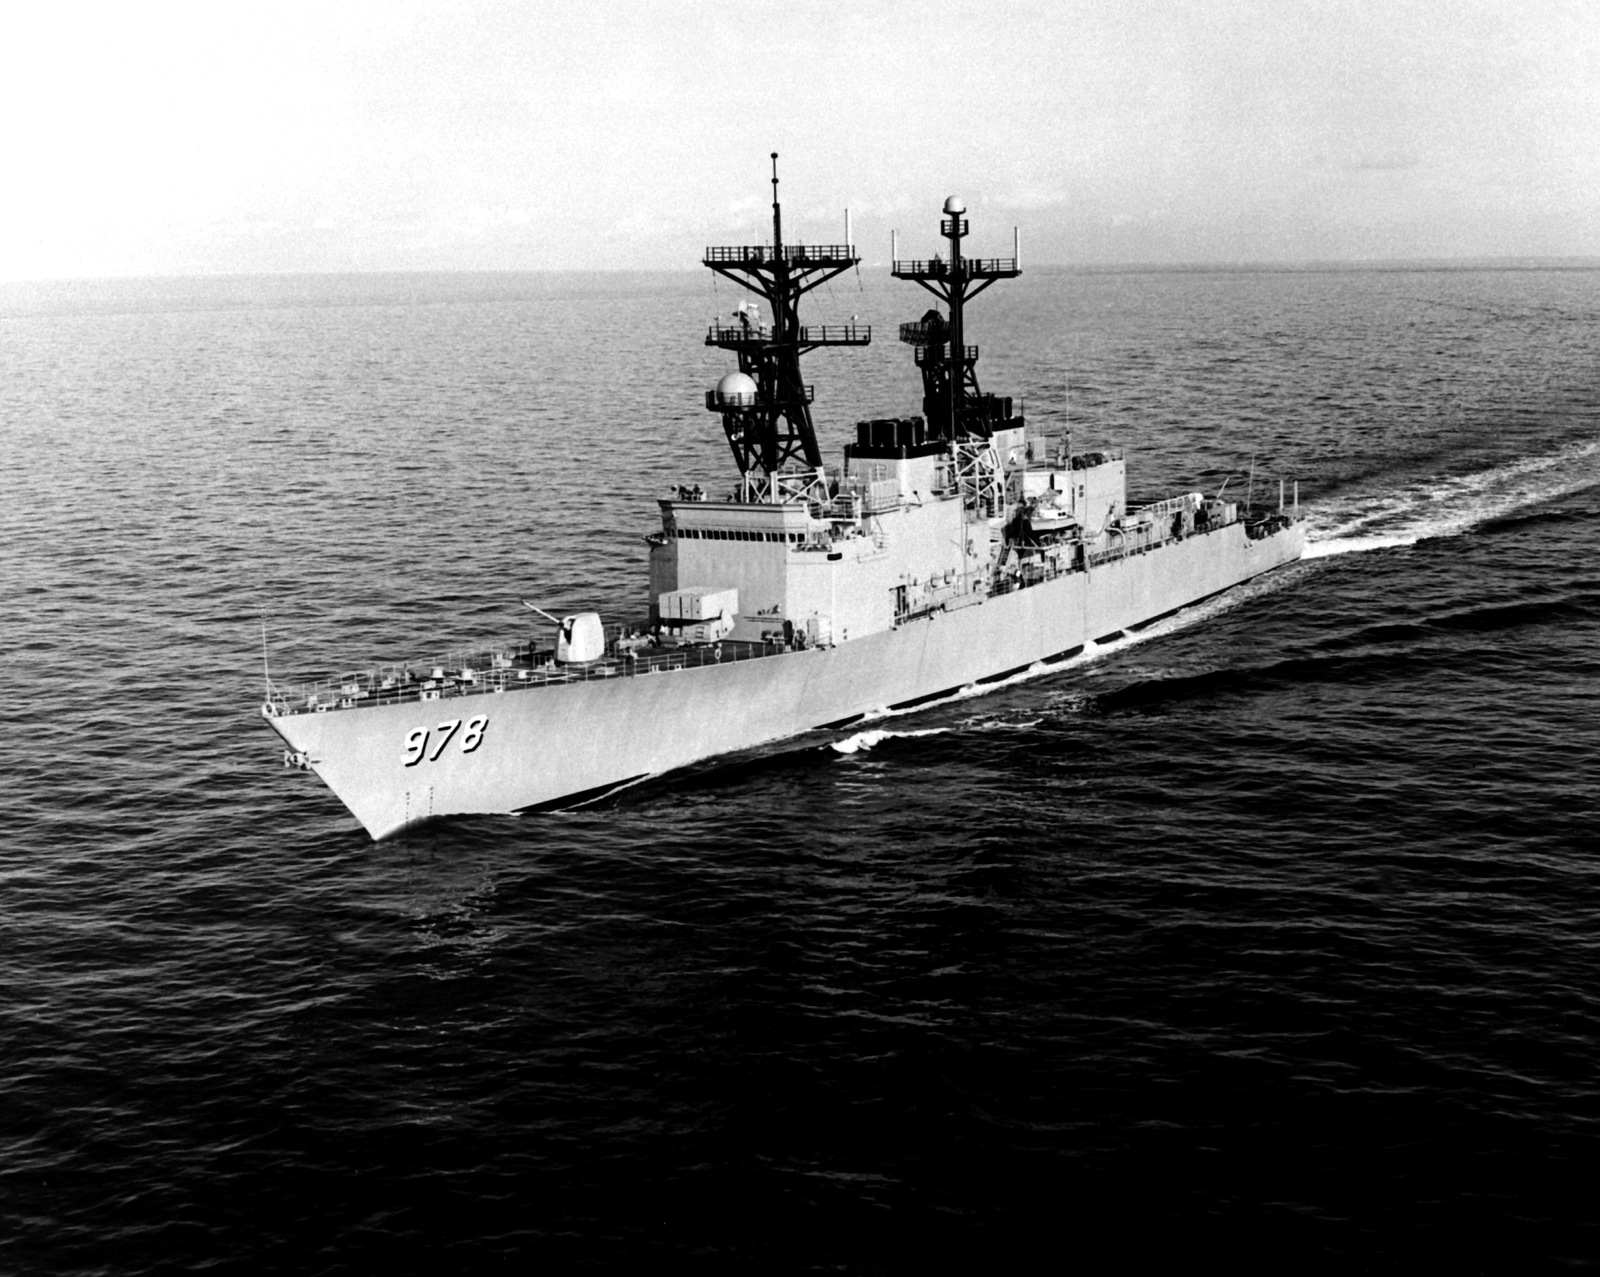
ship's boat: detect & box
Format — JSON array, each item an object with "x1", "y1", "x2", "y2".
[{"x1": 262, "y1": 159, "x2": 1305, "y2": 839}]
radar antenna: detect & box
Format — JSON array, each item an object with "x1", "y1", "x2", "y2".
[{"x1": 703, "y1": 153, "x2": 870, "y2": 495}]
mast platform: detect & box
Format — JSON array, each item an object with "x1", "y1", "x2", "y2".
[
  {"x1": 914, "y1": 344, "x2": 979, "y2": 367},
  {"x1": 706, "y1": 322, "x2": 871, "y2": 350},
  {"x1": 704, "y1": 384, "x2": 814, "y2": 409},
  {"x1": 703, "y1": 243, "x2": 858, "y2": 268},
  {"x1": 891, "y1": 255, "x2": 1019, "y2": 280}
]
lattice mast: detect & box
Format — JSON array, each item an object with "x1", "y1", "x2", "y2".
[
  {"x1": 893, "y1": 198, "x2": 1021, "y2": 439},
  {"x1": 703, "y1": 154, "x2": 870, "y2": 488}
]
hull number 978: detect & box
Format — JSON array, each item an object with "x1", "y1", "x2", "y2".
[{"x1": 403, "y1": 715, "x2": 489, "y2": 766}]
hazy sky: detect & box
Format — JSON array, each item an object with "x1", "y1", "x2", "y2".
[{"x1": 3, "y1": 0, "x2": 1596, "y2": 278}]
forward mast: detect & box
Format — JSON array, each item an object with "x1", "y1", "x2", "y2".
[{"x1": 703, "y1": 153, "x2": 870, "y2": 503}]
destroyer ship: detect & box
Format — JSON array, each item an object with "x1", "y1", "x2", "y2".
[{"x1": 262, "y1": 158, "x2": 1305, "y2": 839}]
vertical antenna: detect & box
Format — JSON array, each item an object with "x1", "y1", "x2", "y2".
[
  {"x1": 845, "y1": 208, "x2": 852, "y2": 252},
  {"x1": 891, "y1": 228, "x2": 897, "y2": 264},
  {"x1": 944, "y1": 199, "x2": 966, "y2": 440},
  {"x1": 770, "y1": 151, "x2": 782, "y2": 253},
  {"x1": 1014, "y1": 226, "x2": 1020, "y2": 268},
  {"x1": 1065, "y1": 374, "x2": 1073, "y2": 509},
  {"x1": 261, "y1": 620, "x2": 270, "y2": 699}
]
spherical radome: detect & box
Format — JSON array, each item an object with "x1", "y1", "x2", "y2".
[
  {"x1": 715, "y1": 371, "x2": 758, "y2": 407},
  {"x1": 943, "y1": 196, "x2": 966, "y2": 214}
]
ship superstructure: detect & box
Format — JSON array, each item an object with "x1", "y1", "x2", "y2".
[{"x1": 261, "y1": 160, "x2": 1304, "y2": 839}]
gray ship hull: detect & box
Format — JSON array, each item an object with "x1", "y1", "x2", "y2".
[{"x1": 266, "y1": 520, "x2": 1304, "y2": 839}]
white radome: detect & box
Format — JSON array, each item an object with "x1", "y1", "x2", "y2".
[
  {"x1": 715, "y1": 371, "x2": 759, "y2": 408},
  {"x1": 943, "y1": 196, "x2": 966, "y2": 214}
]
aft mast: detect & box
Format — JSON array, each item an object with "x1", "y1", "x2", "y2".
[
  {"x1": 893, "y1": 198, "x2": 1020, "y2": 439},
  {"x1": 703, "y1": 154, "x2": 870, "y2": 500}
]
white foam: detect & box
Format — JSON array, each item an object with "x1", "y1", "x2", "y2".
[
  {"x1": 1304, "y1": 438, "x2": 1600, "y2": 559},
  {"x1": 1302, "y1": 533, "x2": 1420, "y2": 559},
  {"x1": 957, "y1": 715, "x2": 1045, "y2": 733},
  {"x1": 831, "y1": 727, "x2": 950, "y2": 755}
]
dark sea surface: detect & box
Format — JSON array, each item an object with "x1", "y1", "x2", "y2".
[{"x1": 3, "y1": 262, "x2": 1598, "y2": 1272}]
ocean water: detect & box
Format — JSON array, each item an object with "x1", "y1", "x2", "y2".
[{"x1": 3, "y1": 262, "x2": 1598, "y2": 1271}]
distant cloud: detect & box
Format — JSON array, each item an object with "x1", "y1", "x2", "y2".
[
  {"x1": 1309, "y1": 146, "x2": 1423, "y2": 174},
  {"x1": 723, "y1": 196, "x2": 764, "y2": 218},
  {"x1": 1344, "y1": 153, "x2": 1422, "y2": 172},
  {"x1": 1005, "y1": 186, "x2": 1070, "y2": 211}
]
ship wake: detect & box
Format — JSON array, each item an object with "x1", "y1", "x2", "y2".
[{"x1": 1303, "y1": 438, "x2": 1600, "y2": 560}]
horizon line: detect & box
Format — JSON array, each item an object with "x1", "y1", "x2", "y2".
[{"x1": 6, "y1": 254, "x2": 1600, "y2": 288}]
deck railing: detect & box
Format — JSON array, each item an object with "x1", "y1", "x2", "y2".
[{"x1": 914, "y1": 344, "x2": 979, "y2": 367}]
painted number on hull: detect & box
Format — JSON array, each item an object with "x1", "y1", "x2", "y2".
[{"x1": 402, "y1": 715, "x2": 488, "y2": 767}]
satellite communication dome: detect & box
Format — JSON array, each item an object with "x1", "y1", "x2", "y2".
[
  {"x1": 943, "y1": 196, "x2": 966, "y2": 214},
  {"x1": 714, "y1": 371, "x2": 759, "y2": 409}
]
